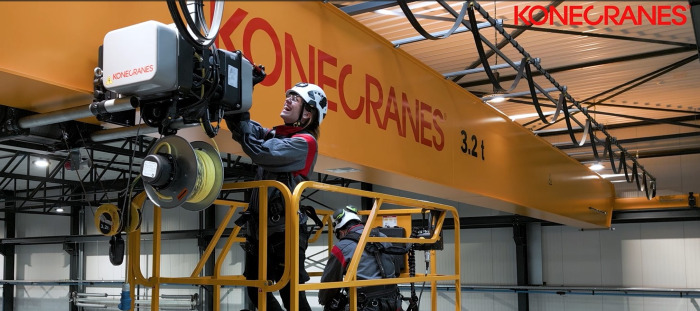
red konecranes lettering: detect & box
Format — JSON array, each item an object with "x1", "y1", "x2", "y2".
[
  {"x1": 514, "y1": 5, "x2": 688, "y2": 26},
  {"x1": 216, "y1": 7, "x2": 447, "y2": 152},
  {"x1": 112, "y1": 64, "x2": 154, "y2": 80}
]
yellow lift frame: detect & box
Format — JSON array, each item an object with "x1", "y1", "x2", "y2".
[{"x1": 125, "y1": 180, "x2": 461, "y2": 311}]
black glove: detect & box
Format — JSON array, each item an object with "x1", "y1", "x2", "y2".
[
  {"x1": 224, "y1": 111, "x2": 250, "y2": 123},
  {"x1": 224, "y1": 112, "x2": 250, "y2": 141},
  {"x1": 252, "y1": 64, "x2": 266, "y2": 86}
]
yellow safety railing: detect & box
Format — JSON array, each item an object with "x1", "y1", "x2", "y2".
[
  {"x1": 126, "y1": 180, "x2": 294, "y2": 311},
  {"x1": 126, "y1": 180, "x2": 461, "y2": 311},
  {"x1": 290, "y1": 181, "x2": 462, "y2": 311}
]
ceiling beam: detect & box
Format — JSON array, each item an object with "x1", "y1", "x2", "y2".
[
  {"x1": 339, "y1": 1, "x2": 413, "y2": 15},
  {"x1": 445, "y1": 0, "x2": 565, "y2": 82},
  {"x1": 528, "y1": 53, "x2": 699, "y2": 131},
  {"x1": 509, "y1": 97, "x2": 700, "y2": 115},
  {"x1": 530, "y1": 115, "x2": 700, "y2": 136},
  {"x1": 458, "y1": 47, "x2": 696, "y2": 88},
  {"x1": 501, "y1": 24, "x2": 697, "y2": 48},
  {"x1": 557, "y1": 131, "x2": 700, "y2": 150},
  {"x1": 570, "y1": 146, "x2": 700, "y2": 161}
]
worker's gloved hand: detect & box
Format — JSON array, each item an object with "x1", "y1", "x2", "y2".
[
  {"x1": 224, "y1": 112, "x2": 250, "y2": 141},
  {"x1": 225, "y1": 111, "x2": 250, "y2": 123}
]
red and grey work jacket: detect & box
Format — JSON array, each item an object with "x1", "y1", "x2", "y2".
[{"x1": 232, "y1": 120, "x2": 318, "y2": 237}]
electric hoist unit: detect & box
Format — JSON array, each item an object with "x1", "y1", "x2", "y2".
[{"x1": 97, "y1": 20, "x2": 263, "y2": 137}]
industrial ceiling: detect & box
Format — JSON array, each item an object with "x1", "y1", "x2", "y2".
[{"x1": 331, "y1": 0, "x2": 700, "y2": 199}]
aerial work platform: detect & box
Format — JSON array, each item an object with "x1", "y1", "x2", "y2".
[{"x1": 124, "y1": 181, "x2": 462, "y2": 311}]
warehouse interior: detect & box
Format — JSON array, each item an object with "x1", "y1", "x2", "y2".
[{"x1": 0, "y1": 1, "x2": 699, "y2": 310}]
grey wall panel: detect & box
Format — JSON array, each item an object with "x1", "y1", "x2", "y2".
[
  {"x1": 159, "y1": 238, "x2": 199, "y2": 278},
  {"x1": 16, "y1": 213, "x2": 69, "y2": 238},
  {"x1": 561, "y1": 295, "x2": 603, "y2": 311},
  {"x1": 15, "y1": 244, "x2": 68, "y2": 280},
  {"x1": 218, "y1": 242, "x2": 246, "y2": 277},
  {"x1": 640, "y1": 222, "x2": 688, "y2": 288},
  {"x1": 538, "y1": 222, "x2": 700, "y2": 309},
  {"x1": 460, "y1": 228, "x2": 496, "y2": 284},
  {"x1": 460, "y1": 292, "x2": 510, "y2": 311},
  {"x1": 561, "y1": 228, "x2": 603, "y2": 286},
  {"x1": 15, "y1": 286, "x2": 70, "y2": 311},
  {"x1": 84, "y1": 241, "x2": 126, "y2": 280},
  {"x1": 599, "y1": 223, "x2": 643, "y2": 287},
  {"x1": 491, "y1": 292, "x2": 518, "y2": 311},
  {"x1": 529, "y1": 294, "x2": 565, "y2": 311},
  {"x1": 684, "y1": 221, "x2": 700, "y2": 288},
  {"x1": 601, "y1": 296, "x2": 644, "y2": 311},
  {"x1": 219, "y1": 287, "x2": 246, "y2": 310},
  {"x1": 640, "y1": 297, "x2": 688, "y2": 310},
  {"x1": 491, "y1": 228, "x2": 517, "y2": 284},
  {"x1": 542, "y1": 226, "x2": 565, "y2": 285},
  {"x1": 140, "y1": 201, "x2": 199, "y2": 232}
]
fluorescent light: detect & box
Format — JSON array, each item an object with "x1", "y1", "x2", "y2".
[
  {"x1": 326, "y1": 167, "x2": 360, "y2": 174},
  {"x1": 510, "y1": 108, "x2": 580, "y2": 121},
  {"x1": 56, "y1": 207, "x2": 64, "y2": 212},
  {"x1": 480, "y1": 87, "x2": 559, "y2": 103},
  {"x1": 483, "y1": 94, "x2": 506, "y2": 103},
  {"x1": 589, "y1": 163, "x2": 604, "y2": 171},
  {"x1": 599, "y1": 173, "x2": 627, "y2": 179},
  {"x1": 375, "y1": 9, "x2": 401, "y2": 16},
  {"x1": 33, "y1": 159, "x2": 50, "y2": 167}
]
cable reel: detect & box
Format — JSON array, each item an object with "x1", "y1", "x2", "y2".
[
  {"x1": 94, "y1": 192, "x2": 147, "y2": 237},
  {"x1": 95, "y1": 203, "x2": 121, "y2": 236},
  {"x1": 141, "y1": 135, "x2": 223, "y2": 211}
]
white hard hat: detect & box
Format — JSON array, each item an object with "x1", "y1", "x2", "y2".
[
  {"x1": 332, "y1": 205, "x2": 361, "y2": 233},
  {"x1": 286, "y1": 82, "x2": 328, "y2": 125}
]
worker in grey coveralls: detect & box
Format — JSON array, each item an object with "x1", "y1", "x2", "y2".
[
  {"x1": 319, "y1": 205, "x2": 404, "y2": 311},
  {"x1": 225, "y1": 82, "x2": 328, "y2": 311}
]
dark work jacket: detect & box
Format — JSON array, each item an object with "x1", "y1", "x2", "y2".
[
  {"x1": 231, "y1": 119, "x2": 318, "y2": 239},
  {"x1": 318, "y1": 224, "x2": 393, "y2": 306}
]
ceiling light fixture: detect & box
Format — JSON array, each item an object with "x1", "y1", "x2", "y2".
[
  {"x1": 482, "y1": 94, "x2": 506, "y2": 103},
  {"x1": 510, "y1": 108, "x2": 580, "y2": 121},
  {"x1": 589, "y1": 163, "x2": 604, "y2": 171},
  {"x1": 56, "y1": 207, "x2": 64, "y2": 212},
  {"x1": 599, "y1": 173, "x2": 627, "y2": 179},
  {"x1": 33, "y1": 159, "x2": 50, "y2": 167},
  {"x1": 326, "y1": 167, "x2": 360, "y2": 174},
  {"x1": 480, "y1": 87, "x2": 559, "y2": 104}
]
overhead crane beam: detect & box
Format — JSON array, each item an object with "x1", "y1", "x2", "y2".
[{"x1": 0, "y1": 2, "x2": 616, "y2": 228}]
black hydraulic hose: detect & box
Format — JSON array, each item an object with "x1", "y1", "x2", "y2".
[
  {"x1": 167, "y1": 1, "x2": 204, "y2": 48},
  {"x1": 397, "y1": 0, "x2": 468, "y2": 41},
  {"x1": 406, "y1": 247, "x2": 419, "y2": 311},
  {"x1": 525, "y1": 61, "x2": 550, "y2": 124},
  {"x1": 561, "y1": 91, "x2": 591, "y2": 146},
  {"x1": 634, "y1": 162, "x2": 642, "y2": 191},
  {"x1": 590, "y1": 129, "x2": 601, "y2": 163},
  {"x1": 469, "y1": 0, "x2": 657, "y2": 196},
  {"x1": 467, "y1": 3, "x2": 505, "y2": 93}
]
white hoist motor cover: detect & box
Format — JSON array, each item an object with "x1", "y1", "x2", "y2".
[{"x1": 102, "y1": 20, "x2": 180, "y2": 96}]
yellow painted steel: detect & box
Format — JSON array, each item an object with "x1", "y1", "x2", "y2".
[
  {"x1": 125, "y1": 179, "x2": 461, "y2": 311},
  {"x1": 614, "y1": 193, "x2": 698, "y2": 211},
  {"x1": 1, "y1": 1, "x2": 615, "y2": 228},
  {"x1": 291, "y1": 181, "x2": 462, "y2": 311},
  {"x1": 126, "y1": 180, "x2": 292, "y2": 311}
]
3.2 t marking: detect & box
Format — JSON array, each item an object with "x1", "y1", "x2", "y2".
[{"x1": 460, "y1": 130, "x2": 485, "y2": 161}]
